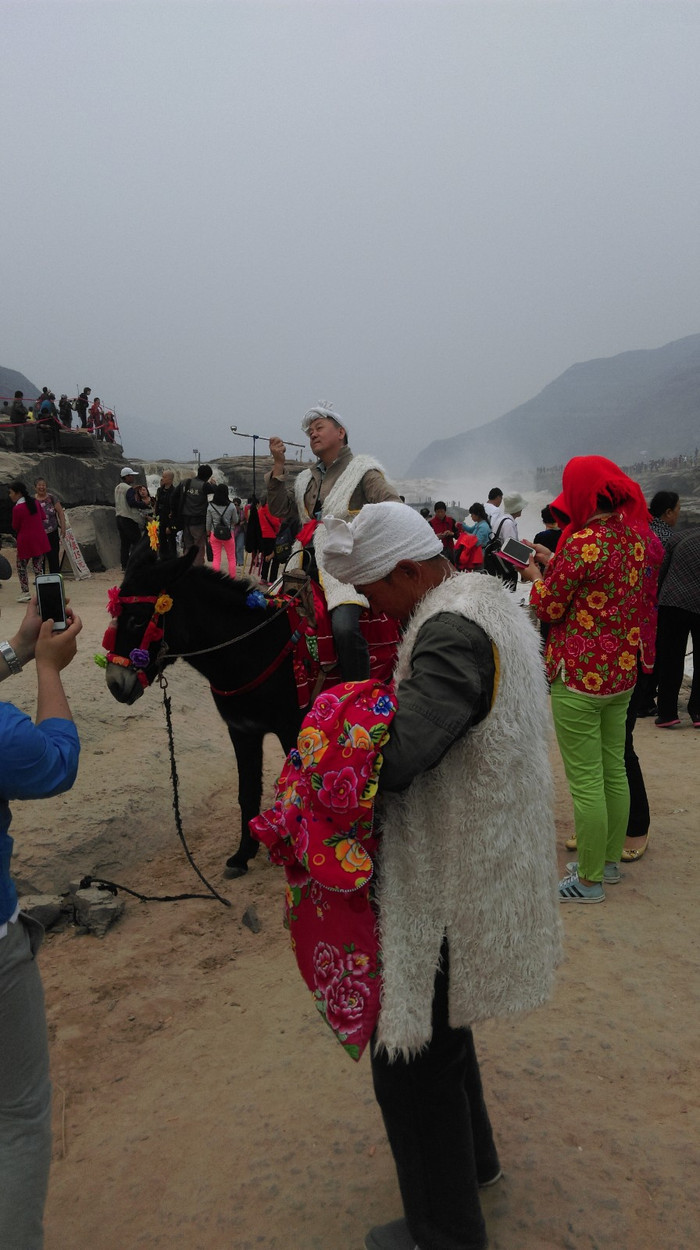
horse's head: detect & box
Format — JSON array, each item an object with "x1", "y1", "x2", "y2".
[{"x1": 105, "y1": 544, "x2": 197, "y2": 705}]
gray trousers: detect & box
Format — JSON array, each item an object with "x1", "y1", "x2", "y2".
[{"x1": 0, "y1": 914, "x2": 52, "y2": 1250}]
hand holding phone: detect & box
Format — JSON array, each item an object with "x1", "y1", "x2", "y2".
[
  {"x1": 498, "y1": 538, "x2": 536, "y2": 567},
  {"x1": 35, "y1": 574, "x2": 68, "y2": 632}
]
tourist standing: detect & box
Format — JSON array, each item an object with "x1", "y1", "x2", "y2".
[
  {"x1": 58, "y1": 395, "x2": 73, "y2": 428},
  {"x1": 428, "y1": 501, "x2": 457, "y2": 563},
  {"x1": 206, "y1": 483, "x2": 238, "y2": 574},
  {"x1": 10, "y1": 393, "x2": 28, "y2": 453},
  {"x1": 34, "y1": 478, "x2": 67, "y2": 574},
  {"x1": 322, "y1": 502, "x2": 561, "y2": 1250},
  {"x1": 172, "y1": 465, "x2": 215, "y2": 567},
  {"x1": 154, "y1": 470, "x2": 177, "y2": 559},
  {"x1": 655, "y1": 529, "x2": 700, "y2": 729},
  {"x1": 9, "y1": 482, "x2": 50, "y2": 603},
  {"x1": 0, "y1": 598, "x2": 82, "y2": 1250},
  {"x1": 74, "y1": 388, "x2": 91, "y2": 429},
  {"x1": 523, "y1": 456, "x2": 655, "y2": 902},
  {"x1": 463, "y1": 502, "x2": 492, "y2": 549},
  {"x1": 114, "y1": 468, "x2": 150, "y2": 570}
]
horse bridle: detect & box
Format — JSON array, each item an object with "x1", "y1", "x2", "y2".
[
  {"x1": 102, "y1": 587, "x2": 303, "y2": 695},
  {"x1": 102, "y1": 592, "x2": 172, "y2": 689}
]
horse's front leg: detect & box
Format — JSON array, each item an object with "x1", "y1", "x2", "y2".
[{"x1": 223, "y1": 729, "x2": 263, "y2": 879}]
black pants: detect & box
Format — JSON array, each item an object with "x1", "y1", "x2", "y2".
[
  {"x1": 625, "y1": 682, "x2": 650, "y2": 838},
  {"x1": 117, "y1": 517, "x2": 142, "y2": 570},
  {"x1": 370, "y1": 944, "x2": 498, "y2": 1250},
  {"x1": 331, "y1": 603, "x2": 370, "y2": 681},
  {"x1": 656, "y1": 605, "x2": 700, "y2": 722},
  {"x1": 44, "y1": 530, "x2": 62, "y2": 575},
  {"x1": 158, "y1": 524, "x2": 177, "y2": 559}
]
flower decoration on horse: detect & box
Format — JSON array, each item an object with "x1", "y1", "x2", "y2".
[{"x1": 96, "y1": 585, "x2": 174, "y2": 688}]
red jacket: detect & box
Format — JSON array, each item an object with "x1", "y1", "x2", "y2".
[{"x1": 12, "y1": 500, "x2": 51, "y2": 561}]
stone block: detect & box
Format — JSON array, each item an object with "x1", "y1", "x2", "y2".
[
  {"x1": 242, "y1": 904, "x2": 261, "y2": 934},
  {"x1": 18, "y1": 894, "x2": 64, "y2": 929},
  {"x1": 72, "y1": 886, "x2": 125, "y2": 937},
  {"x1": 66, "y1": 505, "x2": 121, "y2": 572}
]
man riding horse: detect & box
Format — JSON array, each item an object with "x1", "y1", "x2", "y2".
[{"x1": 266, "y1": 405, "x2": 400, "y2": 680}]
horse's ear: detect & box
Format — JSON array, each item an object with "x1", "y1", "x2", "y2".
[
  {"x1": 169, "y1": 546, "x2": 199, "y2": 582},
  {"x1": 124, "y1": 537, "x2": 157, "y2": 578}
]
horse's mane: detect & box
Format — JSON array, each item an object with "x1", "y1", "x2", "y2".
[{"x1": 121, "y1": 549, "x2": 266, "y2": 609}]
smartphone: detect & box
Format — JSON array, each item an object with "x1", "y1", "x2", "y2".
[
  {"x1": 35, "y1": 573, "x2": 68, "y2": 631},
  {"x1": 498, "y1": 538, "x2": 535, "y2": 567}
]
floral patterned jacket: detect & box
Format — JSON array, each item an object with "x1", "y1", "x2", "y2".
[{"x1": 530, "y1": 516, "x2": 659, "y2": 696}]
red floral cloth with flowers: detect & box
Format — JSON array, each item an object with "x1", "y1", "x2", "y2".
[
  {"x1": 530, "y1": 516, "x2": 660, "y2": 695},
  {"x1": 287, "y1": 580, "x2": 399, "y2": 709},
  {"x1": 249, "y1": 680, "x2": 396, "y2": 1061}
]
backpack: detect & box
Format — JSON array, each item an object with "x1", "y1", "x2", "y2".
[
  {"x1": 482, "y1": 518, "x2": 509, "y2": 578},
  {"x1": 212, "y1": 505, "x2": 232, "y2": 542}
]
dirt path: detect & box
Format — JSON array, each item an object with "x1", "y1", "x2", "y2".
[{"x1": 4, "y1": 567, "x2": 698, "y2": 1250}]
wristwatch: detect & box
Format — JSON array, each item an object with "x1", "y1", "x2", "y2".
[{"x1": 0, "y1": 640, "x2": 22, "y2": 675}]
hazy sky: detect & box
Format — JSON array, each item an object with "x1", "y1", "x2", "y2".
[{"x1": 2, "y1": 0, "x2": 699, "y2": 475}]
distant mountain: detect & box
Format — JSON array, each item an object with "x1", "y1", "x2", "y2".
[
  {"x1": 0, "y1": 365, "x2": 40, "y2": 404},
  {"x1": 407, "y1": 334, "x2": 700, "y2": 478}
]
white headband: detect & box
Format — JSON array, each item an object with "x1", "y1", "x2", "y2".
[
  {"x1": 323, "y1": 503, "x2": 443, "y2": 585},
  {"x1": 301, "y1": 405, "x2": 346, "y2": 435}
]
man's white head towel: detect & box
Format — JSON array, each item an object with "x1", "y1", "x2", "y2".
[{"x1": 323, "y1": 502, "x2": 443, "y2": 586}]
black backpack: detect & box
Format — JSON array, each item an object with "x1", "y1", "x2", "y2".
[
  {"x1": 482, "y1": 517, "x2": 508, "y2": 577},
  {"x1": 212, "y1": 505, "x2": 232, "y2": 542}
]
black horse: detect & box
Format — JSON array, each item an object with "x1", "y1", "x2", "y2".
[{"x1": 105, "y1": 546, "x2": 304, "y2": 878}]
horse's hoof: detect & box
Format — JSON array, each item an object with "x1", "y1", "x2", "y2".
[{"x1": 223, "y1": 858, "x2": 249, "y2": 879}]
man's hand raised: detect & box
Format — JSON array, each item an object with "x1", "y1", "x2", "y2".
[{"x1": 269, "y1": 437, "x2": 286, "y2": 473}]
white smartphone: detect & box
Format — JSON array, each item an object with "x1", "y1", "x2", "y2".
[
  {"x1": 35, "y1": 573, "x2": 68, "y2": 631},
  {"x1": 498, "y1": 538, "x2": 535, "y2": 567}
]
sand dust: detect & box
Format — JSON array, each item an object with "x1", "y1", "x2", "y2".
[{"x1": 3, "y1": 566, "x2": 698, "y2": 1250}]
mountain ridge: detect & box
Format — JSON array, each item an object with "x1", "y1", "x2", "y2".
[{"x1": 407, "y1": 334, "x2": 700, "y2": 478}]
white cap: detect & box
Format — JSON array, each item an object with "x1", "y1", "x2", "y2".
[
  {"x1": 323, "y1": 503, "x2": 443, "y2": 586},
  {"x1": 120, "y1": 467, "x2": 138, "y2": 477},
  {"x1": 301, "y1": 405, "x2": 346, "y2": 435}
]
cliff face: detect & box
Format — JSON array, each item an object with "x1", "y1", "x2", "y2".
[{"x1": 407, "y1": 334, "x2": 700, "y2": 478}]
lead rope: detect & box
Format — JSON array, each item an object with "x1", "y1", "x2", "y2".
[{"x1": 82, "y1": 673, "x2": 231, "y2": 908}]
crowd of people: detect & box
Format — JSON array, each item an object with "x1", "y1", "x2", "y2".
[
  {"x1": 1, "y1": 386, "x2": 120, "y2": 451},
  {"x1": 2, "y1": 397, "x2": 699, "y2": 1250}
]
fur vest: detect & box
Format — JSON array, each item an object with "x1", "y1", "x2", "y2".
[
  {"x1": 294, "y1": 454, "x2": 387, "y2": 612},
  {"x1": 376, "y1": 574, "x2": 562, "y2": 1060}
]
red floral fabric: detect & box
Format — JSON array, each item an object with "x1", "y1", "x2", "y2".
[
  {"x1": 287, "y1": 582, "x2": 399, "y2": 708},
  {"x1": 530, "y1": 516, "x2": 660, "y2": 694},
  {"x1": 250, "y1": 680, "x2": 396, "y2": 1060}
]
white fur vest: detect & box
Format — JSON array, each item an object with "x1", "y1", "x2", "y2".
[
  {"x1": 375, "y1": 574, "x2": 562, "y2": 1060},
  {"x1": 294, "y1": 454, "x2": 387, "y2": 612}
]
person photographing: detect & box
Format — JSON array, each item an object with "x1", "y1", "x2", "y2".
[{"x1": 0, "y1": 597, "x2": 82, "y2": 1250}]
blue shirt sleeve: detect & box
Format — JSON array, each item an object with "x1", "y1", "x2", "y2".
[{"x1": 0, "y1": 705, "x2": 80, "y2": 801}]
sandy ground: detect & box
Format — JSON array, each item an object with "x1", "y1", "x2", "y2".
[{"x1": 3, "y1": 563, "x2": 698, "y2": 1250}]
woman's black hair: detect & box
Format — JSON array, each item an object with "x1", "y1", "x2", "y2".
[
  {"x1": 469, "y1": 502, "x2": 488, "y2": 522},
  {"x1": 211, "y1": 483, "x2": 230, "y2": 507},
  {"x1": 649, "y1": 490, "x2": 679, "y2": 518},
  {"x1": 10, "y1": 480, "x2": 37, "y2": 515}
]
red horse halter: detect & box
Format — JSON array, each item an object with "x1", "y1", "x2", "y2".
[
  {"x1": 103, "y1": 586, "x2": 301, "y2": 697},
  {"x1": 102, "y1": 590, "x2": 173, "y2": 689}
]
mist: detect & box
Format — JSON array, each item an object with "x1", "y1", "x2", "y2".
[{"x1": 2, "y1": 1, "x2": 699, "y2": 478}]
